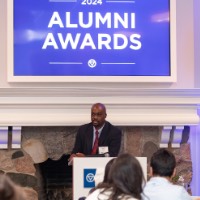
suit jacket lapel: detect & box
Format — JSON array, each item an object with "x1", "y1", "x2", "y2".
[
  {"x1": 99, "y1": 122, "x2": 108, "y2": 145},
  {"x1": 86, "y1": 124, "x2": 94, "y2": 152}
]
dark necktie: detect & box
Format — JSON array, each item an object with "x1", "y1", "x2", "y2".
[{"x1": 91, "y1": 130, "x2": 99, "y2": 155}]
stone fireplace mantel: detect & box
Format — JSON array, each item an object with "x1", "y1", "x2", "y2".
[{"x1": 0, "y1": 87, "x2": 199, "y2": 126}]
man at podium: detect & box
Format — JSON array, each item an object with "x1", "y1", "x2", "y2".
[{"x1": 68, "y1": 103, "x2": 122, "y2": 164}]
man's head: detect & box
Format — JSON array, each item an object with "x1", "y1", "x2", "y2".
[
  {"x1": 150, "y1": 148, "x2": 176, "y2": 178},
  {"x1": 91, "y1": 103, "x2": 107, "y2": 129}
]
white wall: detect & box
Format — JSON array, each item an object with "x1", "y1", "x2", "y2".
[
  {"x1": 190, "y1": 0, "x2": 200, "y2": 194},
  {"x1": 0, "y1": 0, "x2": 197, "y2": 88},
  {"x1": 194, "y1": 0, "x2": 200, "y2": 87},
  {"x1": 189, "y1": 119, "x2": 200, "y2": 195}
]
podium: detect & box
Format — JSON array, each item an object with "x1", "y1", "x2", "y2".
[{"x1": 73, "y1": 157, "x2": 147, "y2": 200}]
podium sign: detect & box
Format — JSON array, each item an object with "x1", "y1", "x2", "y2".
[{"x1": 73, "y1": 157, "x2": 147, "y2": 200}]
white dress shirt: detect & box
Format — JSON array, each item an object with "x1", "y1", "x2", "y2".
[
  {"x1": 142, "y1": 177, "x2": 192, "y2": 200},
  {"x1": 86, "y1": 188, "x2": 138, "y2": 200}
]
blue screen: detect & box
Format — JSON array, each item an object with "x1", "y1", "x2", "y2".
[{"x1": 14, "y1": 0, "x2": 170, "y2": 76}]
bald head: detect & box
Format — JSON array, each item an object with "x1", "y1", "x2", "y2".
[
  {"x1": 91, "y1": 103, "x2": 107, "y2": 129},
  {"x1": 92, "y1": 103, "x2": 106, "y2": 112}
]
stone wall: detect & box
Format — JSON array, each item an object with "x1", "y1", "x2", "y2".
[{"x1": 0, "y1": 126, "x2": 192, "y2": 199}]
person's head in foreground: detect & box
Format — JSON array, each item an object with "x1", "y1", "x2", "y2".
[
  {"x1": 87, "y1": 153, "x2": 145, "y2": 200},
  {"x1": 150, "y1": 148, "x2": 176, "y2": 178},
  {"x1": 0, "y1": 174, "x2": 26, "y2": 200},
  {"x1": 142, "y1": 149, "x2": 192, "y2": 200},
  {"x1": 103, "y1": 158, "x2": 116, "y2": 183}
]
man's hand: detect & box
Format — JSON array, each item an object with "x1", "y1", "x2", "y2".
[
  {"x1": 68, "y1": 153, "x2": 76, "y2": 165},
  {"x1": 68, "y1": 153, "x2": 85, "y2": 165},
  {"x1": 75, "y1": 153, "x2": 85, "y2": 157},
  {"x1": 69, "y1": 153, "x2": 76, "y2": 161}
]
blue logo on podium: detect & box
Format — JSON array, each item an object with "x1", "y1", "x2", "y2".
[{"x1": 83, "y1": 169, "x2": 96, "y2": 188}]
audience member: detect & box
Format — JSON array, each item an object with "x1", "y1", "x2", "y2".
[
  {"x1": 142, "y1": 148, "x2": 192, "y2": 200},
  {"x1": 102, "y1": 158, "x2": 116, "y2": 183},
  {"x1": 86, "y1": 153, "x2": 145, "y2": 200},
  {"x1": 0, "y1": 174, "x2": 26, "y2": 200},
  {"x1": 78, "y1": 158, "x2": 116, "y2": 200}
]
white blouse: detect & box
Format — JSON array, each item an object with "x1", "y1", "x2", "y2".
[{"x1": 86, "y1": 188, "x2": 139, "y2": 200}]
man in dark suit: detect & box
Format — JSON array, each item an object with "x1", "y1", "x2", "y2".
[{"x1": 68, "y1": 103, "x2": 122, "y2": 163}]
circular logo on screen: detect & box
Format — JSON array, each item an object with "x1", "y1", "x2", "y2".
[
  {"x1": 86, "y1": 173, "x2": 95, "y2": 182},
  {"x1": 88, "y1": 59, "x2": 97, "y2": 68}
]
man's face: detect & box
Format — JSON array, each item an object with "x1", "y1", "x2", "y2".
[{"x1": 91, "y1": 105, "x2": 107, "y2": 129}]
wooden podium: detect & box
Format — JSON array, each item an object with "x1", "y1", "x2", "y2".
[{"x1": 73, "y1": 157, "x2": 147, "y2": 200}]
